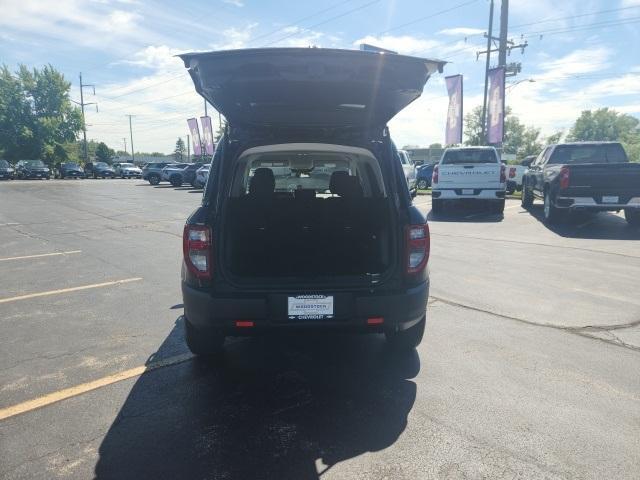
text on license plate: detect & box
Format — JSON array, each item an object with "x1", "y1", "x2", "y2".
[
  {"x1": 462, "y1": 189, "x2": 474, "y2": 195},
  {"x1": 601, "y1": 196, "x2": 619, "y2": 203},
  {"x1": 288, "y1": 295, "x2": 334, "y2": 320}
]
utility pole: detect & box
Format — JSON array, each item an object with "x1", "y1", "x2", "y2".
[
  {"x1": 480, "y1": 0, "x2": 494, "y2": 144},
  {"x1": 123, "y1": 138, "x2": 127, "y2": 156},
  {"x1": 77, "y1": 73, "x2": 97, "y2": 163},
  {"x1": 126, "y1": 115, "x2": 135, "y2": 165},
  {"x1": 498, "y1": 0, "x2": 509, "y2": 67},
  {"x1": 204, "y1": 100, "x2": 208, "y2": 117},
  {"x1": 187, "y1": 135, "x2": 190, "y2": 162}
]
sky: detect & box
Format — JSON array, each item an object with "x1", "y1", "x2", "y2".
[{"x1": 1, "y1": 0, "x2": 639, "y2": 154}]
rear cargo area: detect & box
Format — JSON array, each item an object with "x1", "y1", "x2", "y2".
[{"x1": 222, "y1": 144, "x2": 393, "y2": 280}]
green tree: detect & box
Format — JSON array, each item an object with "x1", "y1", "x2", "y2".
[
  {"x1": 545, "y1": 131, "x2": 563, "y2": 144},
  {"x1": 95, "y1": 142, "x2": 114, "y2": 163},
  {"x1": 463, "y1": 106, "x2": 484, "y2": 146},
  {"x1": 503, "y1": 115, "x2": 543, "y2": 158},
  {"x1": 214, "y1": 121, "x2": 226, "y2": 143},
  {"x1": 0, "y1": 64, "x2": 82, "y2": 162},
  {"x1": 174, "y1": 138, "x2": 185, "y2": 160},
  {"x1": 428, "y1": 143, "x2": 443, "y2": 149}
]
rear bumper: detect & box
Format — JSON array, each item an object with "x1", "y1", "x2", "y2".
[
  {"x1": 182, "y1": 281, "x2": 429, "y2": 334},
  {"x1": 556, "y1": 196, "x2": 640, "y2": 210},
  {"x1": 433, "y1": 188, "x2": 505, "y2": 200}
]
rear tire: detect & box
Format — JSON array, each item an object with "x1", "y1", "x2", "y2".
[
  {"x1": 417, "y1": 179, "x2": 429, "y2": 190},
  {"x1": 543, "y1": 190, "x2": 563, "y2": 224},
  {"x1": 431, "y1": 198, "x2": 443, "y2": 215},
  {"x1": 170, "y1": 175, "x2": 182, "y2": 187},
  {"x1": 386, "y1": 315, "x2": 426, "y2": 351},
  {"x1": 184, "y1": 318, "x2": 225, "y2": 356},
  {"x1": 625, "y1": 209, "x2": 640, "y2": 227},
  {"x1": 148, "y1": 174, "x2": 160, "y2": 185},
  {"x1": 521, "y1": 182, "x2": 534, "y2": 208}
]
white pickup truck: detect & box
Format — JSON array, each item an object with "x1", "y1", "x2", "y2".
[{"x1": 431, "y1": 146, "x2": 506, "y2": 214}]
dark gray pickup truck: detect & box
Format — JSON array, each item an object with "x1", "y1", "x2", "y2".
[{"x1": 521, "y1": 142, "x2": 640, "y2": 226}]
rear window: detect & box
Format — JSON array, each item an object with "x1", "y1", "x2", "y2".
[
  {"x1": 442, "y1": 149, "x2": 498, "y2": 165},
  {"x1": 548, "y1": 144, "x2": 628, "y2": 164}
]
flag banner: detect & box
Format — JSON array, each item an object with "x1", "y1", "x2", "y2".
[
  {"x1": 187, "y1": 118, "x2": 202, "y2": 156},
  {"x1": 200, "y1": 116, "x2": 215, "y2": 156},
  {"x1": 487, "y1": 67, "x2": 506, "y2": 144},
  {"x1": 445, "y1": 74, "x2": 463, "y2": 145}
]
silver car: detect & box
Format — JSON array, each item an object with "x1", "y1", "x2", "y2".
[
  {"x1": 194, "y1": 164, "x2": 211, "y2": 188},
  {"x1": 114, "y1": 162, "x2": 142, "y2": 178},
  {"x1": 398, "y1": 149, "x2": 417, "y2": 193}
]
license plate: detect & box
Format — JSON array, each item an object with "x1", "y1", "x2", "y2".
[
  {"x1": 288, "y1": 295, "x2": 334, "y2": 320},
  {"x1": 602, "y1": 196, "x2": 618, "y2": 203},
  {"x1": 462, "y1": 189, "x2": 474, "y2": 195}
]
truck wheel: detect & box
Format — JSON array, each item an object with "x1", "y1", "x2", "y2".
[
  {"x1": 386, "y1": 315, "x2": 426, "y2": 351},
  {"x1": 184, "y1": 318, "x2": 225, "y2": 356},
  {"x1": 625, "y1": 209, "x2": 640, "y2": 227},
  {"x1": 521, "y1": 183, "x2": 534, "y2": 208},
  {"x1": 148, "y1": 174, "x2": 160, "y2": 185},
  {"x1": 431, "y1": 199, "x2": 443, "y2": 215},
  {"x1": 491, "y1": 199, "x2": 505, "y2": 214},
  {"x1": 543, "y1": 190, "x2": 563, "y2": 224},
  {"x1": 170, "y1": 175, "x2": 182, "y2": 187},
  {"x1": 417, "y1": 179, "x2": 429, "y2": 190}
]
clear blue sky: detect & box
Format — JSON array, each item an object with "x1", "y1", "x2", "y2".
[{"x1": 1, "y1": 0, "x2": 639, "y2": 153}]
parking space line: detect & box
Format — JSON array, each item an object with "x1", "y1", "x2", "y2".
[
  {"x1": 0, "y1": 277, "x2": 142, "y2": 304},
  {"x1": 505, "y1": 204, "x2": 521, "y2": 210},
  {"x1": 0, "y1": 352, "x2": 194, "y2": 421},
  {"x1": 0, "y1": 250, "x2": 82, "y2": 262}
]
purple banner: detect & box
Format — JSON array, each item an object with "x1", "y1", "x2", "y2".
[
  {"x1": 487, "y1": 67, "x2": 505, "y2": 144},
  {"x1": 445, "y1": 74, "x2": 463, "y2": 145},
  {"x1": 200, "y1": 116, "x2": 215, "y2": 156},
  {"x1": 187, "y1": 118, "x2": 202, "y2": 156}
]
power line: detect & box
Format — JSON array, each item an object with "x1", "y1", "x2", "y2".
[
  {"x1": 262, "y1": 0, "x2": 381, "y2": 47},
  {"x1": 510, "y1": 5, "x2": 640, "y2": 29},
  {"x1": 100, "y1": 72, "x2": 185, "y2": 100}
]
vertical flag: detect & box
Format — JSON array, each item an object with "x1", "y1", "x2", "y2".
[
  {"x1": 445, "y1": 75, "x2": 463, "y2": 145},
  {"x1": 200, "y1": 116, "x2": 215, "y2": 155},
  {"x1": 487, "y1": 67, "x2": 506, "y2": 144},
  {"x1": 187, "y1": 118, "x2": 202, "y2": 156}
]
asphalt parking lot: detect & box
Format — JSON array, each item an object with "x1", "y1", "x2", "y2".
[{"x1": 1, "y1": 179, "x2": 639, "y2": 479}]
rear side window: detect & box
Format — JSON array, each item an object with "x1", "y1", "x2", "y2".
[
  {"x1": 442, "y1": 149, "x2": 498, "y2": 165},
  {"x1": 549, "y1": 144, "x2": 628, "y2": 164}
]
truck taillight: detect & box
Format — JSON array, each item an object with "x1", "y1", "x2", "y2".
[
  {"x1": 500, "y1": 164, "x2": 506, "y2": 183},
  {"x1": 509, "y1": 167, "x2": 516, "y2": 178},
  {"x1": 432, "y1": 165, "x2": 439, "y2": 184},
  {"x1": 405, "y1": 224, "x2": 430, "y2": 274},
  {"x1": 183, "y1": 224, "x2": 212, "y2": 279},
  {"x1": 559, "y1": 166, "x2": 570, "y2": 189}
]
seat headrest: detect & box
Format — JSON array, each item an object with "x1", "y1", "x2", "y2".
[
  {"x1": 249, "y1": 168, "x2": 275, "y2": 197},
  {"x1": 329, "y1": 171, "x2": 362, "y2": 198}
]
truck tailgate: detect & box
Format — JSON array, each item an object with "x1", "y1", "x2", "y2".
[
  {"x1": 438, "y1": 164, "x2": 502, "y2": 188},
  {"x1": 567, "y1": 163, "x2": 640, "y2": 190}
]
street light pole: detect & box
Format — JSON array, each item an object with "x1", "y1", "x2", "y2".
[{"x1": 126, "y1": 115, "x2": 135, "y2": 165}]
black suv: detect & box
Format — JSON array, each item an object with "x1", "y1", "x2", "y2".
[
  {"x1": 15, "y1": 160, "x2": 51, "y2": 179},
  {"x1": 84, "y1": 162, "x2": 115, "y2": 179},
  {"x1": 180, "y1": 48, "x2": 442, "y2": 356},
  {"x1": 55, "y1": 162, "x2": 85, "y2": 179}
]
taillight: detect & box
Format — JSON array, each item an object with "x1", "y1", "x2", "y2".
[
  {"x1": 183, "y1": 224, "x2": 212, "y2": 279},
  {"x1": 500, "y1": 164, "x2": 506, "y2": 183},
  {"x1": 405, "y1": 224, "x2": 430, "y2": 274},
  {"x1": 509, "y1": 167, "x2": 516, "y2": 178},
  {"x1": 559, "y1": 166, "x2": 570, "y2": 189},
  {"x1": 432, "y1": 165, "x2": 439, "y2": 184}
]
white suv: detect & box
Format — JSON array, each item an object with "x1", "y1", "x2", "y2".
[{"x1": 431, "y1": 146, "x2": 506, "y2": 214}]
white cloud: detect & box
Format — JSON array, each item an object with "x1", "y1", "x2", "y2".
[
  {"x1": 121, "y1": 45, "x2": 184, "y2": 71},
  {"x1": 222, "y1": 0, "x2": 245, "y2": 6},
  {"x1": 438, "y1": 27, "x2": 484, "y2": 36},
  {"x1": 353, "y1": 35, "x2": 441, "y2": 56},
  {"x1": 106, "y1": 10, "x2": 142, "y2": 31},
  {"x1": 210, "y1": 23, "x2": 258, "y2": 50}
]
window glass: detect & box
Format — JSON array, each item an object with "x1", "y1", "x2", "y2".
[
  {"x1": 548, "y1": 144, "x2": 628, "y2": 164},
  {"x1": 441, "y1": 149, "x2": 498, "y2": 165}
]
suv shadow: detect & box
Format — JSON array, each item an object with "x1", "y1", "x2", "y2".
[
  {"x1": 525, "y1": 204, "x2": 640, "y2": 240},
  {"x1": 94, "y1": 317, "x2": 418, "y2": 480}
]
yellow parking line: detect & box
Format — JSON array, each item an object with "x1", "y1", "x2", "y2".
[
  {"x1": 0, "y1": 250, "x2": 82, "y2": 262},
  {"x1": 0, "y1": 277, "x2": 142, "y2": 304},
  {"x1": 0, "y1": 353, "x2": 193, "y2": 421}
]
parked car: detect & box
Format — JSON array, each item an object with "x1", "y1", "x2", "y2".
[
  {"x1": 398, "y1": 149, "x2": 417, "y2": 193},
  {"x1": 521, "y1": 142, "x2": 640, "y2": 225},
  {"x1": 415, "y1": 163, "x2": 434, "y2": 190},
  {"x1": 114, "y1": 162, "x2": 142, "y2": 178},
  {"x1": 15, "y1": 160, "x2": 50, "y2": 179},
  {"x1": 179, "y1": 47, "x2": 440, "y2": 356},
  {"x1": 141, "y1": 162, "x2": 170, "y2": 185},
  {"x1": 161, "y1": 163, "x2": 190, "y2": 186},
  {"x1": 0, "y1": 160, "x2": 15, "y2": 180},
  {"x1": 194, "y1": 164, "x2": 211, "y2": 188},
  {"x1": 55, "y1": 162, "x2": 85, "y2": 179},
  {"x1": 431, "y1": 146, "x2": 506, "y2": 214},
  {"x1": 181, "y1": 163, "x2": 206, "y2": 187},
  {"x1": 84, "y1": 162, "x2": 115, "y2": 178}
]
